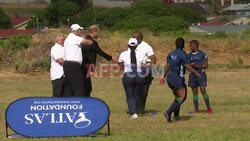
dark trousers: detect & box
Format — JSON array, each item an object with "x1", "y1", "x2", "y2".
[
  {"x1": 82, "y1": 64, "x2": 93, "y2": 97},
  {"x1": 63, "y1": 61, "x2": 86, "y2": 97},
  {"x1": 51, "y1": 77, "x2": 71, "y2": 97},
  {"x1": 139, "y1": 71, "x2": 153, "y2": 112},
  {"x1": 122, "y1": 73, "x2": 145, "y2": 115}
]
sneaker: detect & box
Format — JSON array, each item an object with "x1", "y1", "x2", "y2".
[
  {"x1": 207, "y1": 108, "x2": 213, "y2": 114},
  {"x1": 163, "y1": 112, "x2": 171, "y2": 123},
  {"x1": 130, "y1": 113, "x2": 138, "y2": 119}
]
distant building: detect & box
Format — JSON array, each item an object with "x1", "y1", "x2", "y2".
[
  {"x1": 165, "y1": 2, "x2": 210, "y2": 15},
  {"x1": 91, "y1": 0, "x2": 134, "y2": 7},
  {"x1": 10, "y1": 15, "x2": 31, "y2": 29},
  {"x1": 189, "y1": 25, "x2": 250, "y2": 34},
  {"x1": 226, "y1": 16, "x2": 250, "y2": 25},
  {"x1": 0, "y1": 29, "x2": 37, "y2": 39},
  {"x1": 172, "y1": 0, "x2": 234, "y2": 6},
  {"x1": 223, "y1": 4, "x2": 250, "y2": 16}
]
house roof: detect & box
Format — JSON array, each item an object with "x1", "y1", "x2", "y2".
[
  {"x1": 10, "y1": 15, "x2": 31, "y2": 28},
  {"x1": 189, "y1": 25, "x2": 250, "y2": 33},
  {"x1": 0, "y1": 29, "x2": 37, "y2": 39},
  {"x1": 223, "y1": 4, "x2": 250, "y2": 11},
  {"x1": 169, "y1": 3, "x2": 209, "y2": 15},
  {"x1": 197, "y1": 21, "x2": 227, "y2": 26}
]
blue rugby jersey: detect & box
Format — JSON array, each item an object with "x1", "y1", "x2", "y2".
[
  {"x1": 167, "y1": 49, "x2": 189, "y2": 78},
  {"x1": 188, "y1": 50, "x2": 208, "y2": 72}
]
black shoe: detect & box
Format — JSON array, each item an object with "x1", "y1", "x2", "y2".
[{"x1": 163, "y1": 112, "x2": 171, "y2": 123}]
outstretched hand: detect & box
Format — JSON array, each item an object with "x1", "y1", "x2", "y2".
[
  {"x1": 159, "y1": 77, "x2": 166, "y2": 85},
  {"x1": 112, "y1": 56, "x2": 119, "y2": 63}
]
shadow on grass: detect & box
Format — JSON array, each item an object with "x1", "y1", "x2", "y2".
[
  {"x1": 178, "y1": 115, "x2": 193, "y2": 121},
  {"x1": 141, "y1": 109, "x2": 160, "y2": 116}
]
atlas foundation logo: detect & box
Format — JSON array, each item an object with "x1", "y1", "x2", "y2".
[{"x1": 24, "y1": 101, "x2": 91, "y2": 129}]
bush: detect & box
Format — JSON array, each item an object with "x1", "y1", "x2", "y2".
[
  {"x1": 0, "y1": 8, "x2": 11, "y2": 29},
  {"x1": 27, "y1": 0, "x2": 79, "y2": 28},
  {"x1": 0, "y1": 35, "x2": 32, "y2": 51},
  {"x1": 79, "y1": 0, "x2": 205, "y2": 31},
  {"x1": 112, "y1": 16, "x2": 187, "y2": 33},
  {"x1": 227, "y1": 57, "x2": 249, "y2": 69}
]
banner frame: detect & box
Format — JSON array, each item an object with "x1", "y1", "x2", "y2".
[{"x1": 5, "y1": 97, "x2": 111, "y2": 138}]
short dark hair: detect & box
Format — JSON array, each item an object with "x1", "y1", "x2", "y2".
[
  {"x1": 175, "y1": 38, "x2": 185, "y2": 49},
  {"x1": 190, "y1": 40, "x2": 199, "y2": 47},
  {"x1": 133, "y1": 32, "x2": 143, "y2": 40}
]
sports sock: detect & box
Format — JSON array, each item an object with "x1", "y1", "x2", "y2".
[
  {"x1": 193, "y1": 94, "x2": 199, "y2": 111},
  {"x1": 202, "y1": 93, "x2": 210, "y2": 109}
]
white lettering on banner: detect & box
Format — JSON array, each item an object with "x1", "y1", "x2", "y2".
[
  {"x1": 30, "y1": 104, "x2": 83, "y2": 111},
  {"x1": 24, "y1": 112, "x2": 91, "y2": 129}
]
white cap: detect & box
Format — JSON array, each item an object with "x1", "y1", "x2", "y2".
[
  {"x1": 70, "y1": 24, "x2": 83, "y2": 31},
  {"x1": 128, "y1": 38, "x2": 138, "y2": 47}
]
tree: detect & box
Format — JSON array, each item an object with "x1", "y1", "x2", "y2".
[
  {"x1": 0, "y1": 8, "x2": 11, "y2": 29},
  {"x1": 51, "y1": 0, "x2": 89, "y2": 12}
]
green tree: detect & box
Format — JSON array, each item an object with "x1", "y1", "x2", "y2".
[{"x1": 0, "y1": 8, "x2": 11, "y2": 29}]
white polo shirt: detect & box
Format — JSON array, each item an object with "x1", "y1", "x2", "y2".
[
  {"x1": 119, "y1": 48, "x2": 145, "y2": 73},
  {"x1": 64, "y1": 33, "x2": 84, "y2": 63},
  {"x1": 136, "y1": 41, "x2": 154, "y2": 64},
  {"x1": 50, "y1": 43, "x2": 64, "y2": 80}
]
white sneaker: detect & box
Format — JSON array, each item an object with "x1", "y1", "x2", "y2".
[{"x1": 130, "y1": 113, "x2": 138, "y2": 119}]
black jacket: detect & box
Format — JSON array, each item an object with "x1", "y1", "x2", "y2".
[{"x1": 82, "y1": 35, "x2": 112, "y2": 65}]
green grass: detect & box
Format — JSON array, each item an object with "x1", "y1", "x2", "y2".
[{"x1": 0, "y1": 69, "x2": 250, "y2": 141}]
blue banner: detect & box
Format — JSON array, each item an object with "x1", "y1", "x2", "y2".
[{"x1": 5, "y1": 97, "x2": 110, "y2": 137}]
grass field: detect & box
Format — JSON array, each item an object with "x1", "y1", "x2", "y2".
[{"x1": 0, "y1": 69, "x2": 250, "y2": 141}]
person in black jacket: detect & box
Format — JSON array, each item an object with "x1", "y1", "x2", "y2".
[{"x1": 82, "y1": 25, "x2": 118, "y2": 97}]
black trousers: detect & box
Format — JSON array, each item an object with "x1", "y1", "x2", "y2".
[
  {"x1": 82, "y1": 64, "x2": 93, "y2": 97},
  {"x1": 51, "y1": 77, "x2": 71, "y2": 97},
  {"x1": 122, "y1": 73, "x2": 145, "y2": 115},
  {"x1": 63, "y1": 61, "x2": 86, "y2": 97},
  {"x1": 139, "y1": 71, "x2": 153, "y2": 112}
]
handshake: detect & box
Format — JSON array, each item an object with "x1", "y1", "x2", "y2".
[{"x1": 111, "y1": 56, "x2": 119, "y2": 63}]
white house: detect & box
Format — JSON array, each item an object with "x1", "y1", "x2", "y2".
[
  {"x1": 223, "y1": 4, "x2": 250, "y2": 16},
  {"x1": 91, "y1": 0, "x2": 134, "y2": 7}
]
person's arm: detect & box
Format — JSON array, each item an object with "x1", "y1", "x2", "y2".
[
  {"x1": 182, "y1": 52, "x2": 200, "y2": 77},
  {"x1": 56, "y1": 58, "x2": 64, "y2": 65},
  {"x1": 193, "y1": 61, "x2": 208, "y2": 69},
  {"x1": 93, "y1": 41, "x2": 112, "y2": 61},
  {"x1": 80, "y1": 37, "x2": 93, "y2": 46},
  {"x1": 51, "y1": 46, "x2": 64, "y2": 66},
  {"x1": 149, "y1": 54, "x2": 156, "y2": 64},
  {"x1": 185, "y1": 64, "x2": 200, "y2": 77},
  {"x1": 147, "y1": 44, "x2": 156, "y2": 64},
  {"x1": 160, "y1": 63, "x2": 169, "y2": 84}
]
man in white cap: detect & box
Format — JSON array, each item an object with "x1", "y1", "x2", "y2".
[
  {"x1": 63, "y1": 24, "x2": 93, "y2": 97},
  {"x1": 118, "y1": 38, "x2": 146, "y2": 119}
]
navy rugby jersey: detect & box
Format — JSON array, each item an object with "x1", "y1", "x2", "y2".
[
  {"x1": 167, "y1": 49, "x2": 189, "y2": 78},
  {"x1": 188, "y1": 50, "x2": 208, "y2": 72}
]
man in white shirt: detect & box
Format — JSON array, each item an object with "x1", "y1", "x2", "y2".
[
  {"x1": 50, "y1": 34, "x2": 70, "y2": 97},
  {"x1": 118, "y1": 38, "x2": 146, "y2": 119},
  {"x1": 63, "y1": 24, "x2": 93, "y2": 97},
  {"x1": 133, "y1": 32, "x2": 156, "y2": 114}
]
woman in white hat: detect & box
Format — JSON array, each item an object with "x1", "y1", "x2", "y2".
[{"x1": 118, "y1": 38, "x2": 146, "y2": 119}]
